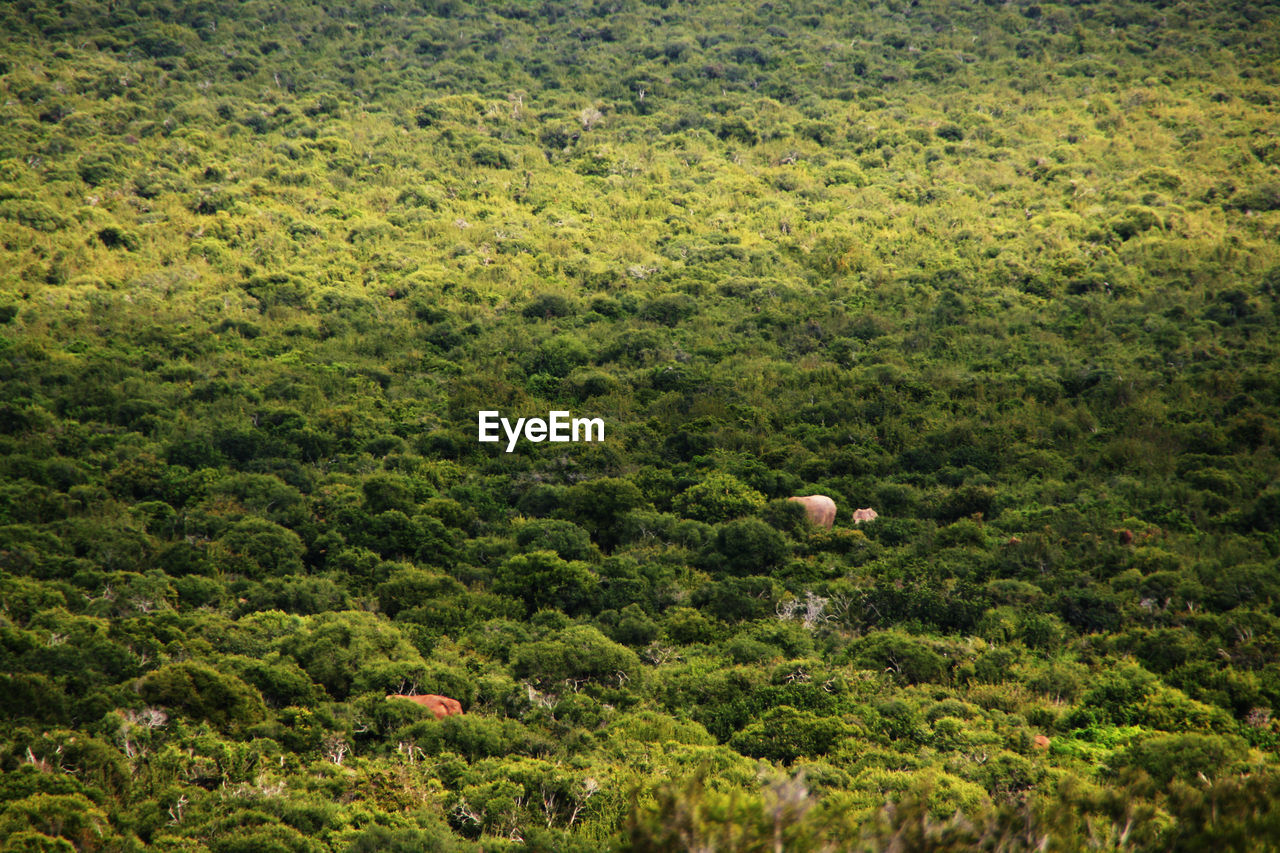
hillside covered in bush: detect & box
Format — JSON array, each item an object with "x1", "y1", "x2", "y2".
[{"x1": 1, "y1": 0, "x2": 1279, "y2": 849}]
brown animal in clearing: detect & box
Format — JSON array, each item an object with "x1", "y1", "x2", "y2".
[
  {"x1": 1033, "y1": 735, "x2": 1051, "y2": 750},
  {"x1": 386, "y1": 694, "x2": 464, "y2": 720},
  {"x1": 788, "y1": 495, "x2": 837, "y2": 529},
  {"x1": 851, "y1": 507, "x2": 878, "y2": 524}
]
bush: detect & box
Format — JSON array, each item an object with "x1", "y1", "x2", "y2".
[
  {"x1": 522, "y1": 293, "x2": 577, "y2": 319},
  {"x1": 280, "y1": 611, "x2": 423, "y2": 699},
  {"x1": 95, "y1": 226, "x2": 137, "y2": 250},
  {"x1": 729, "y1": 707, "x2": 856, "y2": 763},
  {"x1": 703, "y1": 518, "x2": 787, "y2": 574},
  {"x1": 0, "y1": 793, "x2": 116, "y2": 853},
  {"x1": 218, "y1": 518, "x2": 306, "y2": 578},
  {"x1": 562, "y1": 478, "x2": 646, "y2": 549},
  {"x1": 1116, "y1": 733, "x2": 1249, "y2": 785},
  {"x1": 511, "y1": 625, "x2": 640, "y2": 687},
  {"x1": 691, "y1": 576, "x2": 779, "y2": 622},
  {"x1": 664, "y1": 607, "x2": 719, "y2": 644},
  {"x1": 515, "y1": 519, "x2": 597, "y2": 561},
  {"x1": 208, "y1": 822, "x2": 327, "y2": 853},
  {"x1": 471, "y1": 144, "x2": 511, "y2": 168},
  {"x1": 0, "y1": 200, "x2": 64, "y2": 231},
  {"x1": 138, "y1": 662, "x2": 266, "y2": 727},
  {"x1": 639, "y1": 293, "x2": 697, "y2": 326},
  {"x1": 1229, "y1": 181, "x2": 1280, "y2": 211},
  {"x1": 493, "y1": 551, "x2": 598, "y2": 615},
  {"x1": 376, "y1": 567, "x2": 466, "y2": 618},
  {"x1": 852, "y1": 632, "x2": 950, "y2": 684},
  {"x1": 762, "y1": 498, "x2": 808, "y2": 534},
  {"x1": 673, "y1": 473, "x2": 766, "y2": 524}
]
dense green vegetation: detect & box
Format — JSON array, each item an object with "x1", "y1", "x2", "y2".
[{"x1": 2, "y1": 0, "x2": 1279, "y2": 849}]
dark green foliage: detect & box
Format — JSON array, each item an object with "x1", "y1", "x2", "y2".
[
  {"x1": 218, "y1": 519, "x2": 306, "y2": 578},
  {"x1": 511, "y1": 625, "x2": 640, "y2": 687},
  {"x1": 2, "y1": 0, "x2": 1280, "y2": 849},
  {"x1": 601, "y1": 603, "x2": 661, "y2": 647},
  {"x1": 493, "y1": 551, "x2": 598, "y2": 615},
  {"x1": 1229, "y1": 182, "x2": 1280, "y2": 212},
  {"x1": 95, "y1": 226, "x2": 137, "y2": 250},
  {"x1": 138, "y1": 662, "x2": 267, "y2": 728},
  {"x1": 852, "y1": 631, "x2": 951, "y2": 685},
  {"x1": 0, "y1": 200, "x2": 64, "y2": 231},
  {"x1": 522, "y1": 293, "x2": 576, "y2": 319},
  {"x1": 279, "y1": 611, "x2": 423, "y2": 699},
  {"x1": 514, "y1": 519, "x2": 597, "y2": 561},
  {"x1": 691, "y1": 575, "x2": 779, "y2": 623},
  {"x1": 208, "y1": 823, "x2": 326, "y2": 853},
  {"x1": 729, "y1": 707, "x2": 855, "y2": 763},
  {"x1": 703, "y1": 518, "x2": 788, "y2": 574},
  {"x1": 225, "y1": 655, "x2": 319, "y2": 708},
  {"x1": 639, "y1": 293, "x2": 697, "y2": 326},
  {"x1": 470, "y1": 144, "x2": 511, "y2": 169},
  {"x1": 345, "y1": 823, "x2": 471, "y2": 853},
  {"x1": 762, "y1": 498, "x2": 808, "y2": 534},
  {"x1": 673, "y1": 473, "x2": 766, "y2": 524},
  {"x1": 376, "y1": 567, "x2": 466, "y2": 617},
  {"x1": 560, "y1": 478, "x2": 645, "y2": 550},
  {"x1": 0, "y1": 793, "x2": 118, "y2": 852}
]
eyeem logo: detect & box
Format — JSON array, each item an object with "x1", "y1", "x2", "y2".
[{"x1": 478, "y1": 410, "x2": 605, "y2": 453}]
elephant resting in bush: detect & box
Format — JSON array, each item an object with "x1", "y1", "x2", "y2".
[{"x1": 387, "y1": 693, "x2": 463, "y2": 720}]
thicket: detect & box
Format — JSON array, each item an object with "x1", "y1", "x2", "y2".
[{"x1": 1, "y1": 0, "x2": 1279, "y2": 849}]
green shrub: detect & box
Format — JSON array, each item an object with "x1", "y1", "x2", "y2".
[
  {"x1": 0, "y1": 199, "x2": 64, "y2": 231},
  {"x1": 703, "y1": 518, "x2": 788, "y2": 574},
  {"x1": 852, "y1": 631, "x2": 950, "y2": 685},
  {"x1": 511, "y1": 625, "x2": 640, "y2": 687},
  {"x1": 673, "y1": 473, "x2": 766, "y2": 524},
  {"x1": 1116, "y1": 733, "x2": 1249, "y2": 785},
  {"x1": 218, "y1": 518, "x2": 305, "y2": 578},
  {"x1": 730, "y1": 707, "x2": 857, "y2": 763},
  {"x1": 138, "y1": 662, "x2": 266, "y2": 727},
  {"x1": 494, "y1": 551, "x2": 598, "y2": 615}
]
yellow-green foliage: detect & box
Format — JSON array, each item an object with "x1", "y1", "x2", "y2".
[{"x1": 1, "y1": 0, "x2": 1279, "y2": 850}]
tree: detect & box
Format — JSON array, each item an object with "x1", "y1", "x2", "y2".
[
  {"x1": 673, "y1": 473, "x2": 766, "y2": 524},
  {"x1": 138, "y1": 662, "x2": 266, "y2": 728},
  {"x1": 511, "y1": 625, "x2": 640, "y2": 688},
  {"x1": 561, "y1": 478, "x2": 646, "y2": 550},
  {"x1": 1116, "y1": 733, "x2": 1249, "y2": 786},
  {"x1": 703, "y1": 518, "x2": 787, "y2": 574},
  {"x1": 494, "y1": 551, "x2": 598, "y2": 616},
  {"x1": 376, "y1": 567, "x2": 467, "y2": 618},
  {"x1": 280, "y1": 611, "x2": 424, "y2": 699},
  {"x1": 514, "y1": 519, "x2": 598, "y2": 562},
  {"x1": 852, "y1": 631, "x2": 950, "y2": 685},
  {"x1": 0, "y1": 794, "x2": 116, "y2": 853},
  {"x1": 729, "y1": 707, "x2": 857, "y2": 763},
  {"x1": 218, "y1": 518, "x2": 306, "y2": 578}
]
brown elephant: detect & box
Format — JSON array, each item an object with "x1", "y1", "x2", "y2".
[
  {"x1": 787, "y1": 495, "x2": 837, "y2": 529},
  {"x1": 386, "y1": 693, "x2": 464, "y2": 720}
]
